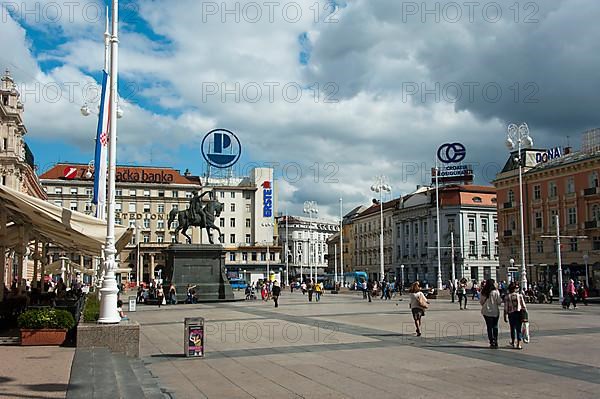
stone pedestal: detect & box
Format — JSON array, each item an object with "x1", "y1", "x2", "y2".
[
  {"x1": 77, "y1": 321, "x2": 140, "y2": 357},
  {"x1": 163, "y1": 244, "x2": 234, "y2": 302}
]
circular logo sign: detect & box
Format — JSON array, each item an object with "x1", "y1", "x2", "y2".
[
  {"x1": 201, "y1": 129, "x2": 242, "y2": 169},
  {"x1": 437, "y1": 143, "x2": 466, "y2": 164}
]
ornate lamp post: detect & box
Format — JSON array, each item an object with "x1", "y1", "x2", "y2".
[
  {"x1": 261, "y1": 222, "x2": 274, "y2": 281},
  {"x1": 303, "y1": 201, "x2": 318, "y2": 282},
  {"x1": 506, "y1": 123, "x2": 534, "y2": 291},
  {"x1": 371, "y1": 176, "x2": 391, "y2": 282}
]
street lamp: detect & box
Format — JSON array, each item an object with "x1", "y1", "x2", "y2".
[
  {"x1": 303, "y1": 201, "x2": 318, "y2": 282},
  {"x1": 261, "y1": 222, "x2": 274, "y2": 281},
  {"x1": 506, "y1": 123, "x2": 534, "y2": 291},
  {"x1": 509, "y1": 258, "x2": 515, "y2": 284},
  {"x1": 583, "y1": 254, "x2": 590, "y2": 289},
  {"x1": 371, "y1": 176, "x2": 391, "y2": 282},
  {"x1": 400, "y1": 264, "x2": 405, "y2": 291},
  {"x1": 134, "y1": 223, "x2": 141, "y2": 287}
]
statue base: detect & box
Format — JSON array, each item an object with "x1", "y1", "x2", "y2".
[{"x1": 162, "y1": 244, "x2": 235, "y2": 302}]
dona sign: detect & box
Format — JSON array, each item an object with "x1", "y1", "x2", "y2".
[{"x1": 536, "y1": 147, "x2": 563, "y2": 164}]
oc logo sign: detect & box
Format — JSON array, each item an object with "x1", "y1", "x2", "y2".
[{"x1": 437, "y1": 143, "x2": 466, "y2": 164}]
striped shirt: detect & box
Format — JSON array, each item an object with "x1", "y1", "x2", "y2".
[{"x1": 504, "y1": 292, "x2": 526, "y2": 314}]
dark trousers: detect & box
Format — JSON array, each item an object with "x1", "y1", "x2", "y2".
[
  {"x1": 367, "y1": 290, "x2": 372, "y2": 302},
  {"x1": 568, "y1": 293, "x2": 577, "y2": 308},
  {"x1": 508, "y1": 311, "x2": 523, "y2": 343},
  {"x1": 273, "y1": 295, "x2": 279, "y2": 307},
  {"x1": 483, "y1": 315, "x2": 499, "y2": 345},
  {"x1": 451, "y1": 290, "x2": 456, "y2": 303},
  {"x1": 308, "y1": 290, "x2": 313, "y2": 302},
  {"x1": 458, "y1": 294, "x2": 467, "y2": 308},
  {"x1": 363, "y1": 289, "x2": 367, "y2": 299}
]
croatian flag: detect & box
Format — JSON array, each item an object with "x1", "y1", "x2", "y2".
[{"x1": 92, "y1": 70, "x2": 110, "y2": 220}]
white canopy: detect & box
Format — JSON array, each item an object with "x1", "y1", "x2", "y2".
[{"x1": 0, "y1": 185, "x2": 133, "y2": 256}]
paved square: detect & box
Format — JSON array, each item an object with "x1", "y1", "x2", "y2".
[{"x1": 128, "y1": 291, "x2": 600, "y2": 398}]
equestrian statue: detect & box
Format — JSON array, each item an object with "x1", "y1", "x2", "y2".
[{"x1": 167, "y1": 190, "x2": 224, "y2": 244}]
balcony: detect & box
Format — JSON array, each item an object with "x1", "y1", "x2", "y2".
[
  {"x1": 584, "y1": 187, "x2": 599, "y2": 196},
  {"x1": 503, "y1": 230, "x2": 513, "y2": 237},
  {"x1": 585, "y1": 220, "x2": 599, "y2": 229}
]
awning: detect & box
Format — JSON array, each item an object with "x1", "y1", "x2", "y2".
[{"x1": 0, "y1": 185, "x2": 133, "y2": 256}]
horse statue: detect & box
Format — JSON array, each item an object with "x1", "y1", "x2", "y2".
[{"x1": 167, "y1": 191, "x2": 224, "y2": 244}]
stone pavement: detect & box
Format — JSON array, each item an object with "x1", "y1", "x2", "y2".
[
  {"x1": 0, "y1": 345, "x2": 74, "y2": 398},
  {"x1": 127, "y1": 291, "x2": 600, "y2": 399}
]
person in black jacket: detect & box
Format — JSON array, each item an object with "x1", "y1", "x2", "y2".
[
  {"x1": 272, "y1": 281, "x2": 281, "y2": 308},
  {"x1": 366, "y1": 280, "x2": 373, "y2": 302}
]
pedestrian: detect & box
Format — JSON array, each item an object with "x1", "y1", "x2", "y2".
[
  {"x1": 578, "y1": 284, "x2": 589, "y2": 306},
  {"x1": 457, "y1": 278, "x2": 468, "y2": 309},
  {"x1": 272, "y1": 280, "x2": 281, "y2": 308},
  {"x1": 156, "y1": 285, "x2": 165, "y2": 308},
  {"x1": 408, "y1": 281, "x2": 429, "y2": 337},
  {"x1": 301, "y1": 281, "x2": 307, "y2": 295},
  {"x1": 547, "y1": 285, "x2": 553, "y2": 304},
  {"x1": 480, "y1": 279, "x2": 501, "y2": 349},
  {"x1": 472, "y1": 281, "x2": 479, "y2": 300},
  {"x1": 504, "y1": 282, "x2": 527, "y2": 349},
  {"x1": 362, "y1": 280, "x2": 368, "y2": 299},
  {"x1": 315, "y1": 281, "x2": 322, "y2": 302},
  {"x1": 366, "y1": 279, "x2": 374, "y2": 302},
  {"x1": 565, "y1": 279, "x2": 577, "y2": 309},
  {"x1": 307, "y1": 280, "x2": 314, "y2": 302},
  {"x1": 449, "y1": 279, "x2": 456, "y2": 303},
  {"x1": 169, "y1": 283, "x2": 177, "y2": 304}
]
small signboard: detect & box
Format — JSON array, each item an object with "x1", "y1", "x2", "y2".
[
  {"x1": 185, "y1": 317, "x2": 205, "y2": 358},
  {"x1": 128, "y1": 296, "x2": 136, "y2": 312}
]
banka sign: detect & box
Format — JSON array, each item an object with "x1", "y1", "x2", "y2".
[
  {"x1": 61, "y1": 166, "x2": 176, "y2": 184},
  {"x1": 536, "y1": 147, "x2": 563, "y2": 164},
  {"x1": 262, "y1": 181, "x2": 273, "y2": 218}
]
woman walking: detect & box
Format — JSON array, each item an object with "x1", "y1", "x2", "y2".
[
  {"x1": 408, "y1": 282, "x2": 429, "y2": 337},
  {"x1": 504, "y1": 282, "x2": 527, "y2": 349},
  {"x1": 480, "y1": 279, "x2": 501, "y2": 348},
  {"x1": 458, "y1": 278, "x2": 468, "y2": 309},
  {"x1": 156, "y1": 285, "x2": 165, "y2": 308}
]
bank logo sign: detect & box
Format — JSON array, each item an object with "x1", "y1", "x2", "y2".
[
  {"x1": 437, "y1": 143, "x2": 467, "y2": 164},
  {"x1": 263, "y1": 181, "x2": 273, "y2": 218},
  {"x1": 201, "y1": 129, "x2": 242, "y2": 169}
]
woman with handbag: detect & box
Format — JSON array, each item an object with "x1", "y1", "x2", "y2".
[
  {"x1": 480, "y1": 279, "x2": 501, "y2": 348},
  {"x1": 408, "y1": 282, "x2": 429, "y2": 337},
  {"x1": 503, "y1": 282, "x2": 527, "y2": 349},
  {"x1": 458, "y1": 278, "x2": 468, "y2": 310}
]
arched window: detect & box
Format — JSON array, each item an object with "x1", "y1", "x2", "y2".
[
  {"x1": 508, "y1": 190, "x2": 515, "y2": 204},
  {"x1": 593, "y1": 205, "x2": 600, "y2": 222},
  {"x1": 591, "y1": 172, "x2": 599, "y2": 188}
]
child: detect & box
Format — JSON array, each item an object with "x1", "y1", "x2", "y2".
[{"x1": 116, "y1": 300, "x2": 128, "y2": 321}]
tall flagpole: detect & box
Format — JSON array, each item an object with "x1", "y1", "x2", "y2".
[
  {"x1": 285, "y1": 210, "x2": 289, "y2": 286},
  {"x1": 339, "y1": 198, "x2": 343, "y2": 287},
  {"x1": 98, "y1": 0, "x2": 120, "y2": 323},
  {"x1": 435, "y1": 158, "x2": 442, "y2": 289}
]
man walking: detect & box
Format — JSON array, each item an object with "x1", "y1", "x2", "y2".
[
  {"x1": 366, "y1": 279, "x2": 373, "y2": 303},
  {"x1": 272, "y1": 280, "x2": 281, "y2": 308}
]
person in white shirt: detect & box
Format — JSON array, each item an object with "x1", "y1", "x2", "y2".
[
  {"x1": 480, "y1": 279, "x2": 501, "y2": 348},
  {"x1": 408, "y1": 281, "x2": 429, "y2": 337}
]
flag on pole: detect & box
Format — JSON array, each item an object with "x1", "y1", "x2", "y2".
[{"x1": 92, "y1": 70, "x2": 110, "y2": 220}]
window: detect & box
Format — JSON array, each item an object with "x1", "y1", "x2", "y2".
[
  {"x1": 494, "y1": 241, "x2": 499, "y2": 255},
  {"x1": 128, "y1": 203, "x2": 136, "y2": 213},
  {"x1": 219, "y1": 218, "x2": 225, "y2": 228},
  {"x1": 534, "y1": 211, "x2": 543, "y2": 229},
  {"x1": 482, "y1": 241, "x2": 489, "y2": 256},
  {"x1": 550, "y1": 209, "x2": 558, "y2": 227},
  {"x1": 115, "y1": 217, "x2": 122, "y2": 225},
  {"x1": 70, "y1": 201, "x2": 78, "y2": 211},
  {"x1": 85, "y1": 202, "x2": 92, "y2": 212},
  {"x1": 242, "y1": 252, "x2": 248, "y2": 261},
  {"x1": 448, "y1": 218, "x2": 455, "y2": 232},
  {"x1": 494, "y1": 219, "x2": 498, "y2": 232},
  {"x1": 185, "y1": 192, "x2": 192, "y2": 199},
  {"x1": 533, "y1": 185, "x2": 541, "y2": 200},
  {"x1": 85, "y1": 188, "x2": 92, "y2": 197},
  {"x1": 482, "y1": 219, "x2": 488, "y2": 233},
  {"x1": 144, "y1": 190, "x2": 150, "y2": 197},
  {"x1": 261, "y1": 252, "x2": 266, "y2": 261},
  {"x1": 570, "y1": 238, "x2": 578, "y2": 252},
  {"x1": 591, "y1": 172, "x2": 599, "y2": 188},
  {"x1": 230, "y1": 203, "x2": 236, "y2": 212},
  {"x1": 251, "y1": 252, "x2": 257, "y2": 261},
  {"x1": 405, "y1": 224, "x2": 409, "y2": 235},
  {"x1": 143, "y1": 219, "x2": 150, "y2": 229},
  {"x1": 230, "y1": 234, "x2": 236, "y2": 244},
  {"x1": 470, "y1": 267, "x2": 479, "y2": 281},
  {"x1": 115, "y1": 203, "x2": 122, "y2": 212},
  {"x1": 414, "y1": 223, "x2": 419, "y2": 234},
  {"x1": 229, "y1": 252, "x2": 236, "y2": 261},
  {"x1": 172, "y1": 191, "x2": 178, "y2": 198},
  {"x1": 157, "y1": 204, "x2": 165, "y2": 213},
  {"x1": 70, "y1": 188, "x2": 78, "y2": 195},
  {"x1": 245, "y1": 218, "x2": 251, "y2": 228},
  {"x1": 171, "y1": 234, "x2": 177, "y2": 243},
  {"x1": 116, "y1": 189, "x2": 122, "y2": 197},
  {"x1": 172, "y1": 204, "x2": 179, "y2": 211},
  {"x1": 468, "y1": 218, "x2": 475, "y2": 232},
  {"x1": 171, "y1": 220, "x2": 179, "y2": 229},
  {"x1": 593, "y1": 205, "x2": 600, "y2": 222},
  {"x1": 143, "y1": 203, "x2": 151, "y2": 213},
  {"x1": 158, "y1": 190, "x2": 165, "y2": 197},
  {"x1": 54, "y1": 187, "x2": 63, "y2": 194},
  {"x1": 143, "y1": 234, "x2": 150, "y2": 243},
  {"x1": 129, "y1": 220, "x2": 136, "y2": 228},
  {"x1": 245, "y1": 204, "x2": 251, "y2": 213},
  {"x1": 549, "y1": 182, "x2": 558, "y2": 198},
  {"x1": 245, "y1": 234, "x2": 251, "y2": 244},
  {"x1": 129, "y1": 189, "x2": 136, "y2": 196},
  {"x1": 469, "y1": 241, "x2": 476, "y2": 256},
  {"x1": 567, "y1": 178, "x2": 575, "y2": 194},
  {"x1": 423, "y1": 221, "x2": 428, "y2": 234},
  {"x1": 220, "y1": 191, "x2": 225, "y2": 198},
  {"x1": 231, "y1": 192, "x2": 236, "y2": 198},
  {"x1": 594, "y1": 237, "x2": 600, "y2": 251},
  {"x1": 568, "y1": 207, "x2": 577, "y2": 225},
  {"x1": 157, "y1": 233, "x2": 164, "y2": 243},
  {"x1": 230, "y1": 218, "x2": 236, "y2": 228},
  {"x1": 157, "y1": 220, "x2": 165, "y2": 229},
  {"x1": 508, "y1": 190, "x2": 515, "y2": 203},
  {"x1": 536, "y1": 241, "x2": 544, "y2": 254},
  {"x1": 244, "y1": 191, "x2": 251, "y2": 199},
  {"x1": 473, "y1": 197, "x2": 482, "y2": 203}
]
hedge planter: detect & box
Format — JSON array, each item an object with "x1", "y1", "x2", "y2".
[{"x1": 20, "y1": 329, "x2": 67, "y2": 346}]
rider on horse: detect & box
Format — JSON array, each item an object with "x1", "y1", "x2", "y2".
[{"x1": 189, "y1": 190, "x2": 213, "y2": 226}]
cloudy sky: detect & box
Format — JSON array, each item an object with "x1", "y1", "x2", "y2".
[{"x1": 1, "y1": 0, "x2": 598, "y2": 219}]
